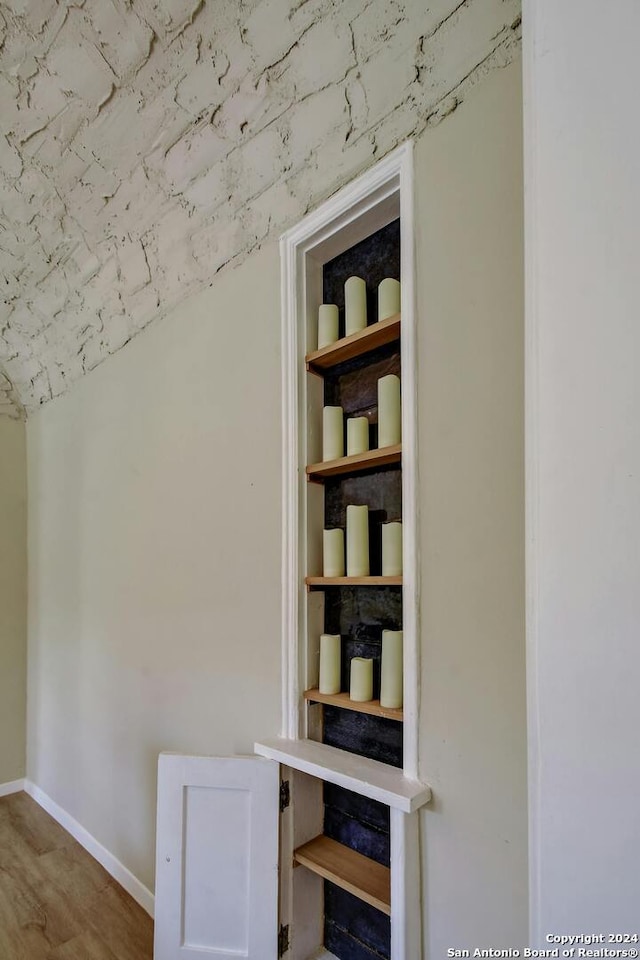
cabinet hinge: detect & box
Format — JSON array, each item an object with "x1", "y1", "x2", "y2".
[
  {"x1": 279, "y1": 779, "x2": 290, "y2": 813},
  {"x1": 278, "y1": 923, "x2": 290, "y2": 957}
]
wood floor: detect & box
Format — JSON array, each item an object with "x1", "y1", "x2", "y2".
[{"x1": 0, "y1": 792, "x2": 153, "y2": 960}]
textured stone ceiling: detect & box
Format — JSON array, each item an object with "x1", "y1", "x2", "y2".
[{"x1": 0, "y1": 0, "x2": 521, "y2": 417}]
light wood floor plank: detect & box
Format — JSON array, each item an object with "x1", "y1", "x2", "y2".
[
  {"x1": 0, "y1": 793, "x2": 153, "y2": 960},
  {"x1": 1, "y1": 792, "x2": 71, "y2": 856},
  {"x1": 48, "y1": 930, "x2": 121, "y2": 960},
  {"x1": 84, "y1": 885, "x2": 154, "y2": 960}
]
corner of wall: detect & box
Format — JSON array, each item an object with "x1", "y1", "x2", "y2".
[{"x1": 0, "y1": 415, "x2": 27, "y2": 785}]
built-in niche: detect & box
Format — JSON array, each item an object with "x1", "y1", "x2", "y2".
[
  {"x1": 310, "y1": 220, "x2": 401, "y2": 960},
  {"x1": 255, "y1": 143, "x2": 429, "y2": 960}
]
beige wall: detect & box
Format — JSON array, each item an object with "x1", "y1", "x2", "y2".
[
  {"x1": 526, "y1": 0, "x2": 640, "y2": 934},
  {"x1": 0, "y1": 416, "x2": 27, "y2": 785},
  {"x1": 27, "y1": 60, "x2": 525, "y2": 942},
  {"x1": 418, "y1": 62, "x2": 527, "y2": 949},
  {"x1": 27, "y1": 250, "x2": 283, "y2": 888}
]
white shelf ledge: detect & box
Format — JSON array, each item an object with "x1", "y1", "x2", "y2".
[{"x1": 254, "y1": 737, "x2": 431, "y2": 813}]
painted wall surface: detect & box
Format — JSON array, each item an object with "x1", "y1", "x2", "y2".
[
  {"x1": 27, "y1": 61, "x2": 525, "y2": 939},
  {"x1": 27, "y1": 247, "x2": 283, "y2": 889},
  {"x1": 417, "y1": 62, "x2": 527, "y2": 949},
  {"x1": 525, "y1": 0, "x2": 640, "y2": 938},
  {"x1": 0, "y1": 416, "x2": 27, "y2": 784}
]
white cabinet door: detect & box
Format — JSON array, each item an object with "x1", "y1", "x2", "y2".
[{"x1": 154, "y1": 753, "x2": 280, "y2": 960}]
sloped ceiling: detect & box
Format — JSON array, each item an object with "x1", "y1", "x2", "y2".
[{"x1": 0, "y1": 0, "x2": 521, "y2": 417}]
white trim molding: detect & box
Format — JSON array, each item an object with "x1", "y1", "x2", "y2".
[
  {"x1": 280, "y1": 226, "x2": 300, "y2": 743},
  {"x1": 24, "y1": 780, "x2": 155, "y2": 918},
  {"x1": 255, "y1": 737, "x2": 430, "y2": 813},
  {"x1": 391, "y1": 807, "x2": 422, "y2": 958},
  {"x1": 279, "y1": 141, "x2": 421, "y2": 778},
  {"x1": 0, "y1": 778, "x2": 25, "y2": 798},
  {"x1": 522, "y1": 0, "x2": 541, "y2": 945},
  {"x1": 278, "y1": 142, "x2": 423, "y2": 960}
]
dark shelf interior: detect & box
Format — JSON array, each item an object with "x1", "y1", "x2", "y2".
[
  {"x1": 323, "y1": 785, "x2": 391, "y2": 959},
  {"x1": 319, "y1": 219, "x2": 402, "y2": 960}
]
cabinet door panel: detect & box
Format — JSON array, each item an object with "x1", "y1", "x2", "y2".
[{"x1": 154, "y1": 753, "x2": 279, "y2": 960}]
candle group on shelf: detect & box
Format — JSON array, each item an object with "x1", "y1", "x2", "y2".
[
  {"x1": 312, "y1": 273, "x2": 404, "y2": 718},
  {"x1": 323, "y1": 514, "x2": 402, "y2": 578},
  {"x1": 322, "y1": 407, "x2": 372, "y2": 462},
  {"x1": 316, "y1": 276, "x2": 401, "y2": 349},
  {"x1": 320, "y1": 373, "x2": 400, "y2": 464},
  {"x1": 316, "y1": 631, "x2": 403, "y2": 708}
]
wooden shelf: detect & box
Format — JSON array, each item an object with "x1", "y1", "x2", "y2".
[
  {"x1": 294, "y1": 835, "x2": 391, "y2": 916},
  {"x1": 304, "y1": 689, "x2": 403, "y2": 722},
  {"x1": 306, "y1": 313, "x2": 400, "y2": 372},
  {"x1": 306, "y1": 576, "x2": 402, "y2": 589},
  {"x1": 306, "y1": 444, "x2": 401, "y2": 481}
]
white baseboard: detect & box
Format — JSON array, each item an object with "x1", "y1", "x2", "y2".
[
  {"x1": 24, "y1": 780, "x2": 155, "y2": 918},
  {"x1": 0, "y1": 778, "x2": 25, "y2": 798}
]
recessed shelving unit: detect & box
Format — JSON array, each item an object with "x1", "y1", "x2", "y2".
[
  {"x1": 306, "y1": 313, "x2": 400, "y2": 372},
  {"x1": 306, "y1": 444, "x2": 402, "y2": 481},
  {"x1": 294, "y1": 836, "x2": 391, "y2": 916},
  {"x1": 304, "y1": 689, "x2": 403, "y2": 722},
  {"x1": 276, "y1": 144, "x2": 427, "y2": 960}
]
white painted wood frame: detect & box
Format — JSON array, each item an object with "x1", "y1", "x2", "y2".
[
  {"x1": 390, "y1": 807, "x2": 422, "y2": 958},
  {"x1": 256, "y1": 736, "x2": 430, "y2": 812},
  {"x1": 277, "y1": 142, "x2": 423, "y2": 960},
  {"x1": 280, "y1": 141, "x2": 420, "y2": 778}
]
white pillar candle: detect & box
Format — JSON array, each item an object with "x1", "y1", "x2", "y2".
[
  {"x1": 346, "y1": 417, "x2": 369, "y2": 457},
  {"x1": 319, "y1": 634, "x2": 341, "y2": 695},
  {"x1": 323, "y1": 528, "x2": 345, "y2": 577},
  {"x1": 380, "y1": 630, "x2": 403, "y2": 708},
  {"x1": 350, "y1": 657, "x2": 374, "y2": 702},
  {"x1": 318, "y1": 304, "x2": 339, "y2": 349},
  {"x1": 378, "y1": 278, "x2": 401, "y2": 321},
  {"x1": 344, "y1": 276, "x2": 367, "y2": 336},
  {"x1": 346, "y1": 505, "x2": 370, "y2": 577},
  {"x1": 323, "y1": 405, "x2": 344, "y2": 461},
  {"x1": 382, "y1": 521, "x2": 403, "y2": 576},
  {"x1": 378, "y1": 374, "x2": 401, "y2": 448}
]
